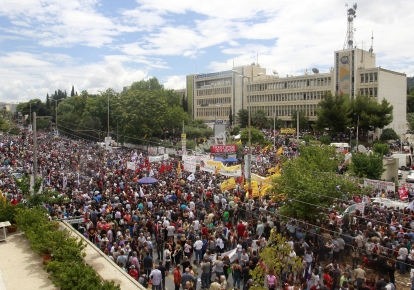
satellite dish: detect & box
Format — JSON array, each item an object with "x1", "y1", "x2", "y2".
[
  {"x1": 358, "y1": 144, "x2": 367, "y2": 153},
  {"x1": 312, "y1": 68, "x2": 319, "y2": 74},
  {"x1": 353, "y1": 3, "x2": 357, "y2": 10},
  {"x1": 272, "y1": 70, "x2": 278, "y2": 75}
]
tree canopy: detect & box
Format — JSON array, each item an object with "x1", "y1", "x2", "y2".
[
  {"x1": 314, "y1": 92, "x2": 351, "y2": 133},
  {"x1": 240, "y1": 127, "x2": 266, "y2": 145},
  {"x1": 349, "y1": 152, "x2": 386, "y2": 180},
  {"x1": 236, "y1": 109, "x2": 248, "y2": 128},
  {"x1": 272, "y1": 145, "x2": 368, "y2": 220},
  {"x1": 350, "y1": 95, "x2": 393, "y2": 131},
  {"x1": 380, "y1": 128, "x2": 399, "y2": 142}
]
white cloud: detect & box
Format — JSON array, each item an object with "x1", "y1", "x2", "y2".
[{"x1": 163, "y1": 76, "x2": 186, "y2": 90}]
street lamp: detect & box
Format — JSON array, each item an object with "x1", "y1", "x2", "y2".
[
  {"x1": 232, "y1": 70, "x2": 263, "y2": 197},
  {"x1": 347, "y1": 127, "x2": 354, "y2": 152},
  {"x1": 52, "y1": 100, "x2": 58, "y2": 133}
]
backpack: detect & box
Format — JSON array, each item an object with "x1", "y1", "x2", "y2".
[{"x1": 138, "y1": 276, "x2": 148, "y2": 288}]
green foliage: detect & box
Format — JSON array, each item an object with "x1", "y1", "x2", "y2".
[
  {"x1": 349, "y1": 152, "x2": 386, "y2": 180},
  {"x1": 407, "y1": 113, "x2": 414, "y2": 131},
  {"x1": 373, "y1": 143, "x2": 390, "y2": 156},
  {"x1": 319, "y1": 136, "x2": 331, "y2": 145},
  {"x1": 8, "y1": 127, "x2": 20, "y2": 135},
  {"x1": 36, "y1": 118, "x2": 51, "y2": 130},
  {"x1": 240, "y1": 127, "x2": 266, "y2": 145},
  {"x1": 250, "y1": 232, "x2": 302, "y2": 290},
  {"x1": 0, "y1": 115, "x2": 9, "y2": 131},
  {"x1": 252, "y1": 109, "x2": 268, "y2": 129},
  {"x1": 350, "y1": 95, "x2": 393, "y2": 130},
  {"x1": 291, "y1": 110, "x2": 309, "y2": 130},
  {"x1": 14, "y1": 174, "x2": 31, "y2": 196},
  {"x1": 177, "y1": 139, "x2": 196, "y2": 150},
  {"x1": 230, "y1": 125, "x2": 240, "y2": 136},
  {"x1": 407, "y1": 91, "x2": 414, "y2": 113},
  {"x1": 228, "y1": 107, "x2": 233, "y2": 126},
  {"x1": 314, "y1": 92, "x2": 351, "y2": 133},
  {"x1": 0, "y1": 200, "x2": 23, "y2": 224},
  {"x1": 236, "y1": 109, "x2": 248, "y2": 128},
  {"x1": 302, "y1": 134, "x2": 314, "y2": 142},
  {"x1": 272, "y1": 145, "x2": 368, "y2": 220},
  {"x1": 380, "y1": 128, "x2": 399, "y2": 142},
  {"x1": 130, "y1": 77, "x2": 164, "y2": 91}
]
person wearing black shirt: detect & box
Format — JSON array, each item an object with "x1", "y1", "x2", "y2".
[
  {"x1": 242, "y1": 264, "x2": 251, "y2": 287},
  {"x1": 157, "y1": 261, "x2": 167, "y2": 290},
  {"x1": 375, "y1": 275, "x2": 386, "y2": 290},
  {"x1": 181, "y1": 256, "x2": 191, "y2": 274}
]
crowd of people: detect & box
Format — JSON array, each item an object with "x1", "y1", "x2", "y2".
[{"x1": 2, "y1": 128, "x2": 414, "y2": 290}]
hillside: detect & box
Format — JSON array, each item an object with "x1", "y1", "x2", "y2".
[{"x1": 408, "y1": 76, "x2": 414, "y2": 91}]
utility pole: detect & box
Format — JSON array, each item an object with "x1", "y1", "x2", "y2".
[
  {"x1": 273, "y1": 111, "x2": 276, "y2": 148},
  {"x1": 33, "y1": 112, "x2": 37, "y2": 189},
  {"x1": 296, "y1": 110, "x2": 299, "y2": 143},
  {"x1": 107, "y1": 94, "x2": 110, "y2": 137},
  {"x1": 247, "y1": 77, "x2": 252, "y2": 197}
]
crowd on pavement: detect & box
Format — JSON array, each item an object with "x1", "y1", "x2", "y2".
[{"x1": 2, "y1": 128, "x2": 414, "y2": 290}]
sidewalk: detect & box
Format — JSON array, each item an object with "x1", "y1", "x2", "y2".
[{"x1": 0, "y1": 231, "x2": 56, "y2": 290}]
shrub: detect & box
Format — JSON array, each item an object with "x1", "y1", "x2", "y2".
[{"x1": 319, "y1": 135, "x2": 331, "y2": 145}]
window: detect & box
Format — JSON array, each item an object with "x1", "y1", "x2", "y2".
[
  {"x1": 369, "y1": 73, "x2": 373, "y2": 82},
  {"x1": 374, "y1": 73, "x2": 378, "y2": 82},
  {"x1": 361, "y1": 74, "x2": 364, "y2": 83},
  {"x1": 374, "y1": 88, "x2": 378, "y2": 97}
]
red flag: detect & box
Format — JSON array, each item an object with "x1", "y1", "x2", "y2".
[
  {"x1": 236, "y1": 175, "x2": 244, "y2": 184},
  {"x1": 160, "y1": 163, "x2": 165, "y2": 174},
  {"x1": 147, "y1": 163, "x2": 151, "y2": 172}
]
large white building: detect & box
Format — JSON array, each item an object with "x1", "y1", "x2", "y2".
[{"x1": 185, "y1": 46, "x2": 406, "y2": 135}]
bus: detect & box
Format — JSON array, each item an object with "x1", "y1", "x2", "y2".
[{"x1": 330, "y1": 143, "x2": 351, "y2": 153}]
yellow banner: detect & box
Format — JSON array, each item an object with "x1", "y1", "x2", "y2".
[
  {"x1": 177, "y1": 162, "x2": 181, "y2": 175},
  {"x1": 276, "y1": 147, "x2": 283, "y2": 156},
  {"x1": 280, "y1": 128, "x2": 296, "y2": 134},
  {"x1": 221, "y1": 177, "x2": 236, "y2": 191},
  {"x1": 206, "y1": 160, "x2": 222, "y2": 167}
]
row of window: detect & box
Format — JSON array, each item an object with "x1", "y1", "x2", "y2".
[
  {"x1": 359, "y1": 87, "x2": 378, "y2": 97},
  {"x1": 196, "y1": 107, "x2": 230, "y2": 117},
  {"x1": 249, "y1": 77, "x2": 332, "y2": 92},
  {"x1": 250, "y1": 104, "x2": 319, "y2": 117},
  {"x1": 248, "y1": 91, "x2": 326, "y2": 103},
  {"x1": 197, "y1": 87, "x2": 231, "y2": 96},
  {"x1": 360, "y1": 72, "x2": 378, "y2": 83},
  {"x1": 196, "y1": 97, "x2": 231, "y2": 106}
]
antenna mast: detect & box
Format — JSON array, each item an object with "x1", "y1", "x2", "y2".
[
  {"x1": 343, "y1": 3, "x2": 357, "y2": 50},
  {"x1": 369, "y1": 31, "x2": 374, "y2": 55}
]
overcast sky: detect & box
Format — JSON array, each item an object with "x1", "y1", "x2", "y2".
[{"x1": 0, "y1": 0, "x2": 413, "y2": 103}]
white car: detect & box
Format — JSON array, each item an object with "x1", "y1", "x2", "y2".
[{"x1": 406, "y1": 173, "x2": 414, "y2": 183}]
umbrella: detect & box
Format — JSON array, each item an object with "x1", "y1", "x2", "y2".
[
  {"x1": 224, "y1": 157, "x2": 238, "y2": 163},
  {"x1": 213, "y1": 157, "x2": 225, "y2": 162},
  {"x1": 137, "y1": 177, "x2": 158, "y2": 184}
]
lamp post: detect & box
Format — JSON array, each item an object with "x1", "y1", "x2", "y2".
[
  {"x1": 29, "y1": 103, "x2": 31, "y2": 126},
  {"x1": 347, "y1": 126, "x2": 354, "y2": 152},
  {"x1": 273, "y1": 111, "x2": 276, "y2": 148},
  {"x1": 107, "y1": 94, "x2": 110, "y2": 137},
  {"x1": 53, "y1": 100, "x2": 58, "y2": 133},
  {"x1": 232, "y1": 70, "x2": 263, "y2": 197}
]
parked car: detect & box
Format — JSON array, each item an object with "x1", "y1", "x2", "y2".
[
  {"x1": 398, "y1": 170, "x2": 403, "y2": 179},
  {"x1": 406, "y1": 172, "x2": 414, "y2": 183}
]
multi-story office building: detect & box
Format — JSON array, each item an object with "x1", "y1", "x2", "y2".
[{"x1": 186, "y1": 47, "x2": 407, "y2": 135}]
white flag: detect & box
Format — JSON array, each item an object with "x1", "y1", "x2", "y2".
[
  {"x1": 187, "y1": 173, "x2": 195, "y2": 182},
  {"x1": 406, "y1": 200, "x2": 414, "y2": 211},
  {"x1": 139, "y1": 186, "x2": 144, "y2": 197},
  {"x1": 149, "y1": 169, "x2": 154, "y2": 177}
]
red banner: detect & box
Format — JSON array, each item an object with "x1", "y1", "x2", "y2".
[
  {"x1": 398, "y1": 187, "x2": 409, "y2": 201},
  {"x1": 210, "y1": 145, "x2": 237, "y2": 153}
]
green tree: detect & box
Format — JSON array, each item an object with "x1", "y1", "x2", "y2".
[
  {"x1": 130, "y1": 77, "x2": 164, "y2": 91},
  {"x1": 230, "y1": 125, "x2": 240, "y2": 136},
  {"x1": 250, "y1": 233, "x2": 302, "y2": 290},
  {"x1": 314, "y1": 92, "x2": 351, "y2": 133},
  {"x1": 236, "y1": 109, "x2": 248, "y2": 128},
  {"x1": 373, "y1": 143, "x2": 390, "y2": 156},
  {"x1": 70, "y1": 86, "x2": 75, "y2": 97},
  {"x1": 291, "y1": 110, "x2": 309, "y2": 130},
  {"x1": 407, "y1": 113, "x2": 414, "y2": 131},
  {"x1": 408, "y1": 92, "x2": 414, "y2": 113},
  {"x1": 350, "y1": 95, "x2": 393, "y2": 131},
  {"x1": 350, "y1": 152, "x2": 386, "y2": 180},
  {"x1": 380, "y1": 128, "x2": 399, "y2": 142},
  {"x1": 240, "y1": 127, "x2": 266, "y2": 145},
  {"x1": 228, "y1": 107, "x2": 233, "y2": 126},
  {"x1": 252, "y1": 109, "x2": 268, "y2": 129},
  {"x1": 272, "y1": 145, "x2": 368, "y2": 220}
]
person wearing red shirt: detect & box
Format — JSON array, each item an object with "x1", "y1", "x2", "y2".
[
  {"x1": 129, "y1": 265, "x2": 139, "y2": 280},
  {"x1": 323, "y1": 268, "x2": 333, "y2": 290},
  {"x1": 237, "y1": 220, "x2": 245, "y2": 241},
  {"x1": 173, "y1": 265, "x2": 181, "y2": 290}
]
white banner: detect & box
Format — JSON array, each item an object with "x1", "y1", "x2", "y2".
[
  {"x1": 148, "y1": 155, "x2": 167, "y2": 163},
  {"x1": 126, "y1": 161, "x2": 136, "y2": 171},
  {"x1": 183, "y1": 163, "x2": 197, "y2": 173},
  {"x1": 364, "y1": 178, "x2": 395, "y2": 192}
]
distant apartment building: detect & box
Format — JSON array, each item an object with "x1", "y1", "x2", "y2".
[{"x1": 185, "y1": 47, "x2": 406, "y2": 135}]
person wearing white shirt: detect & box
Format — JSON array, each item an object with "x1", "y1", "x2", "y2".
[{"x1": 193, "y1": 237, "x2": 204, "y2": 263}]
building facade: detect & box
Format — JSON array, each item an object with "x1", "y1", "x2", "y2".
[{"x1": 185, "y1": 48, "x2": 407, "y2": 135}]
